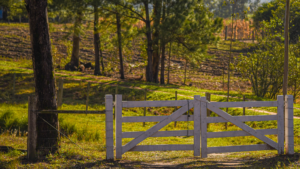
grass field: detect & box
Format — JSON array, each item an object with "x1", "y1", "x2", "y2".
[
  {"x1": 0, "y1": 22, "x2": 300, "y2": 168},
  {"x1": 1, "y1": 57, "x2": 300, "y2": 168}
]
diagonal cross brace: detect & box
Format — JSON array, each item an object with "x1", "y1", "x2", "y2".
[
  {"x1": 122, "y1": 100, "x2": 195, "y2": 154},
  {"x1": 207, "y1": 103, "x2": 278, "y2": 149}
]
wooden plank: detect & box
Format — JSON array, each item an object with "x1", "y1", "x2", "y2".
[
  {"x1": 122, "y1": 115, "x2": 194, "y2": 123},
  {"x1": 122, "y1": 100, "x2": 195, "y2": 154},
  {"x1": 28, "y1": 96, "x2": 37, "y2": 161},
  {"x1": 39, "y1": 110, "x2": 105, "y2": 114},
  {"x1": 210, "y1": 101, "x2": 277, "y2": 108},
  {"x1": 277, "y1": 95, "x2": 284, "y2": 154},
  {"x1": 115, "y1": 95, "x2": 123, "y2": 159},
  {"x1": 207, "y1": 115, "x2": 277, "y2": 123},
  {"x1": 194, "y1": 95, "x2": 201, "y2": 156},
  {"x1": 105, "y1": 95, "x2": 114, "y2": 160},
  {"x1": 207, "y1": 129, "x2": 277, "y2": 138},
  {"x1": 207, "y1": 104, "x2": 278, "y2": 149},
  {"x1": 122, "y1": 130, "x2": 194, "y2": 138},
  {"x1": 285, "y1": 95, "x2": 294, "y2": 155},
  {"x1": 207, "y1": 144, "x2": 275, "y2": 154},
  {"x1": 128, "y1": 145, "x2": 194, "y2": 151},
  {"x1": 122, "y1": 100, "x2": 192, "y2": 108},
  {"x1": 200, "y1": 97, "x2": 207, "y2": 158}
]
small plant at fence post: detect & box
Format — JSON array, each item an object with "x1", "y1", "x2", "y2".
[
  {"x1": 86, "y1": 82, "x2": 90, "y2": 111},
  {"x1": 57, "y1": 78, "x2": 63, "y2": 107},
  {"x1": 143, "y1": 89, "x2": 146, "y2": 127},
  {"x1": 174, "y1": 91, "x2": 177, "y2": 127},
  {"x1": 105, "y1": 94, "x2": 114, "y2": 160},
  {"x1": 205, "y1": 92, "x2": 211, "y2": 128},
  {"x1": 243, "y1": 95, "x2": 245, "y2": 115}
]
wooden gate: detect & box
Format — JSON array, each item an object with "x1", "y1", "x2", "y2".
[
  {"x1": 200, "y1": 95, "x2": 294, "y2": 157},
  {"x1": 115, "y1": 95, "x2": 201, "y2": 159}
]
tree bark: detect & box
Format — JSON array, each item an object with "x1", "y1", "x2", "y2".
[
  {"x1": 160, "y1": 2, "x2": 166, "y2": 85},
  {"x1": 25, "y1": 0, "x2": 58, "y2": 155},
  {"x1": 94, "y1": 4, "x2": 101, "y2": 75},
  {"x1": 70, "y1": 11, "x2": 83, "y2": 70},
  {"x1": 116, "y1": 12, "x2": 125, "y2": 79},
  {"x1": 167, "y1": 42, "x2": 171, "y2": 84},
  {"x1": 184, "y1": 58, "x2": 187, "y2": 85},
  {"x1": 144, "y1": 1, "x2": 153, "y2": 82},
  {"x1": 152, "y1": 0, "x2": 162, "y2": 83}
]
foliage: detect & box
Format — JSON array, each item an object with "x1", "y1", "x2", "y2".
[
  {"x1": 237, "y1": 19, "x2": 300, "y2": 98},
  {"x1": 253, "y1": 0, "x2": 300, "y2": 43}
]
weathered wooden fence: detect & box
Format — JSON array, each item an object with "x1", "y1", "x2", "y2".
[
  {"x1": 115, "y1": 95, "x2": 201, "y2": 159},
  {"x1": 27, "y1": 94, "x2": 114, "y2": 161},
  {"x1": 201, "y1": 95, "x2": 294, "y2": 157},
  {"x1": 28, "y1": 93, "x2": 294, "y2": 160}
]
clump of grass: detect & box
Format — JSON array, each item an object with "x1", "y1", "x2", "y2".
[{"x1": 0, "y1": 109, "x2": 28, "y2": 133}]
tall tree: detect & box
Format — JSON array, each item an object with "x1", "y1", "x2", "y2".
[
  {"x1": 93, "y1": 0, "x2": 101, "y2": 75},
  {"x1": 25, "y1": 0, "x2": 58, "y2": 154}
]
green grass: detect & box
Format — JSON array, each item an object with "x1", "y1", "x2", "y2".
[{"x1": 1, "y1": 57, "x2": 300, "y2": 168}]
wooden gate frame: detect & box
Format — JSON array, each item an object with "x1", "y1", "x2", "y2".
[
  {"x1": 200, "y1": 95, "x2": 294, "y2": 157},
  {"x1": 115, "y1": 95, "x2": 201, "y2": 159}
]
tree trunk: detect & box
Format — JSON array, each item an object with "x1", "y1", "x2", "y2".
[
  {"x1": 167, "y1": 42, "x2": 172, "y2": 84},
  {"x1": 25, "y1": 0, "x2": 58, "y2": 155},
  {"x1": 70, "y1": 11, "x2": 83, "y2": 70},
  {"x1": 160, "y1": 2, "x2": 166, "y2": 84},
  {"x1": 152, "y1": 0, "x2": 162, "y2": 83},
  {"x1": 116, "y1": 12, "x2": 125, "y2": 79},
  {"x1": 94, "y1": 4, "x2": 101, "y2": 75},
  {"x1": 144, "y1": 1, "x2": 153, "y2": 82},
  {"x1": 184, "y1": 58, "x2": 187, "y2": 85},
  {"x1": 99, "y1": 36, "x2": 104, "y2": 73},
  {"x1": 160, "y1": 41, "x2": 166, "y2": 84}
]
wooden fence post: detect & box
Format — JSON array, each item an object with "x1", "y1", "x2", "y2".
[
  {"x1": 105, "y1": 94, "x2": 114, "y2": 160},
  {"x1": 143, "y1": 89, "x2": 146, "y2": 127},
  {"x1": 174, "y1": 91, "x2": 178, "y2": 127},
  {"x1": 285, "y1": 95, "x2": 294, "y2": 155},
  {"x1": 277, "y1": 95, "x2": 284, "y2": 154},
  {"x1": 86, "y1": 82, "x2": 90, "y2": 111},
  {"x1": 243, "y1": 95, "x2": 246, "y2": 115},
  {"x1": 200, "y1": 97, "x2": 207, "y2": 158},
  {"x1": 115, "y1": 94, "x2": 123, "y2": 159},
  {"x1": 57, "y1": 78, "x2": 63, "y2": 107},
  {"x1": 225, "y1": 26, "x2": 228, "y2": 40},
  {"x1": 205, "y1": 92, "x2": 211, "y2": 128},
  {"x1": 28, "y1": 95, "x2": 37, "y2": 161},
  {"x1": 194, "y1": 95, "x2": 201, "y2": 156}
]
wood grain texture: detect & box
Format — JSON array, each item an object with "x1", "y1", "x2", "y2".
[
  {"x1": 206, "y1": 115, "x2": 277, "y2": 123},
  {"x1": 277, "y1": 95, "x2": 284, "y2": 154},
  {"x1": 285, "y1": 95, "x2": 294, "y2": 155},
  {"x1": 105, "y1": 95, "x2": 114, "y2": 160},
  {"x1": 200, "y1": 97, "x2": 207, "y2": 158},
  {"x1": 207, "y1": 144, "x2": 274, "y2": 154},
  {"x1": 122, "y1": 115, "x2": 194, "y2": 122},
  {"x1": 28, "y1": 96, "x2": 37, "y2": 161},
  {"x1": 210, "y1": 101, "x2": 277, "y2": 108},
  {"x1": 122, "y1": 100, "x2": 194, "y2": 108},
  {"x1": 207, "y1": 129, "x2": 277, "y2": 138},
  {"x1": 128, "y1": 145, "x2": 194, "y2": 151},
  {"x1": 122, "y1": 100, "x2": 195, "y2": 154},
  {"x1": 122, "y1": 130, "x2": 194, "y2": 138},
  {"x1": 208, "y1": 104, "x2": 278, "y2": 149},
  {"x1": 115, "y1": 95, "x2": 123, "y2": 159},
  {"x1": 194, "y1": 95, "x2": 201, "y2": 156}
]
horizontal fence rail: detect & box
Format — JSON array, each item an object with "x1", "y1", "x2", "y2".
[
  {"x1": 209, "y1": 101, "x2": 278, "y2": 108},
  {"x1": 122, "y1": 100, "x2": 195, "y2": 108},
  {"x1": 39, "y1": 110, "x2": 105, "y2": 114}
]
